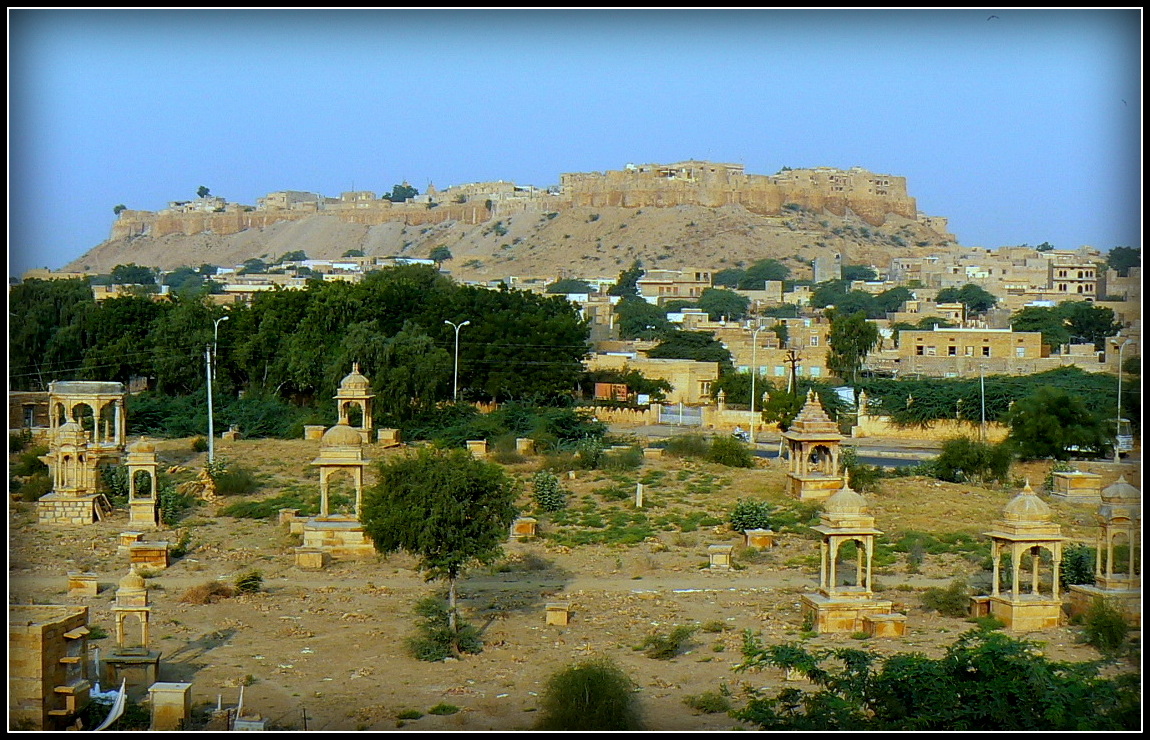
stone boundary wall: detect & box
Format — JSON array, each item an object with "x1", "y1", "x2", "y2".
[{"x1": 852, "y1": 414, "x2": 1009, "y2": 443}]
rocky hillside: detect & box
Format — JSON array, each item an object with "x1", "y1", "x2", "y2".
[{"x1": 65, "y1": 204, "x2": 955, "y2": 283}]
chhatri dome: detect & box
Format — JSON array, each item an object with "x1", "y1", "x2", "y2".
[
  {"x1": 1002, "y1": 480, "x2": 1052, "y2": 523},
  {"x1": 339, "y1": 363, "x2": 371, "y2": 393},
  {"x1": 824, "y1": 483, "x2": 869, "y2": 516},
  {"x1": 321, "y1": 423, "x2": 363, "y2": 447},
  {"x1": 1101, "y1": 475, "x2": 1139, "y2": 503},
  {"x1": 129, "y1": 438, "x2": 156, "y2": 454},
  {"x1": 118, "y1": 567, "x2": 146, "y2": 592}
]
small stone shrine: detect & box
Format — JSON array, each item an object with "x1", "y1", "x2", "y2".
[
  {"x1": 1048, "y1": 469, "x2": 1103, "y2": 503},
  {"x1": 299, "y1": 424, "x2": 375, "y2": 560},
  {"x1": 334, "y1": 363, "x2": 374, "y2": 443},
  {"x1": 125, "y1": 438, "x2": 160, "y2": 528},
  {"x1": 982, "y1": 481, "x2": 1066, "y2": 631},
  {"x1": 36, "y1": 420, "x2": 111, "y2": 525},
  {"x1": 1068, "y1": 476, "x2": 1141, "y2": 625},
  {"x1": 47, "y1": 380, "x2": 127, "y2": 460},
  {"x1": 783, "y1": 390, "x2": 844, "y2": 500},
  {"x1": 103, "y1": 568, "x2": 161, "y2": 701},
  {"x1": 800, "y1": 484, "x2": 902, "y2": 635}
]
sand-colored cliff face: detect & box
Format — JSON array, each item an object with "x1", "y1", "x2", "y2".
[{"x1": 68, "y1": 202, "x2": 953, "y2": 284}]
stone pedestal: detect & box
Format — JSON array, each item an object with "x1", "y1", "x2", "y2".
[
  {"x1": 642, "y1": 447, "x2": 663, "y2": 460},
  {"x1": 234, "y1": 715, "x2": 267, "y2": 730},
  {"x1": 119, "y1": 532, "x2": 146, "y2": 549},
  {"x1": 103, "y1": 648, "x2": 162, "y2": 702},
  {"x1": 510, "y1": 517, "x2": 537, "y2": 539},
  {"x1": 222, "y1": 429, "x2": 240, "y2": 442},
  {"x1": 785, "y1": 474, "x2": 844, "y2": 501},
  {"x1": 465, "y1": 440, "x2": 488, "y2": 458},
  {"x1": 149, "y1": 682, "x2": 192, "y2": 731},
  {"x1": 800, "y1": 593, "x2": 896, "y2": 634},
  {"x1": 1068, "y1": 584, "x2": 1141, "y2": 626},
  {"x1": 708, "y1": 544, "x2": 734, "y2": 570},
  {"x1": 37, "y1": 493, "x2": 105, "y2": 525},
  {"x1": 128, "y1": 543, "x2": 170, "y2": 570},
  {"x1": 129, "y1": 500, "x2": 160, "y2": 528},
  {"x1": 515, "y1": 438, "x2": 535, "y2": 455},
  {"x1": 969, "y1": 595, "x2": 991, "y2": 618},
  {"x1": 546, "y1": 602, "x2": 571, "y2": 626},
  {"x1": 68, "y1": 572, "x2": 99, "y2": 597},
  {"x1": 1049, "y1": 471, "x2": 1103, "y2": 503},
  {"x1": 377, "y1": 428, "x2": 401, "y2": 447},
  {"x1": 278, "y1": 508, "x2": 299, "y2": 526},
  {"x1": 861, "y1": 613, "x2": 907, "y2": 637},
  {"x1": 304, "y1": 425, "x2": 326, "y2": 441},
  {"x1": 300, "y1": 517, "x2": 375, "y2": 560},
  {"x1": 294, "y1": 548, "x2": 328, "y2": 571},
  {"x1": 744, "y1": 528, "x2": 775, "y2": 548},
  {"x1": 987, "y1": 594, "x2": 1063, "y2": 632}
]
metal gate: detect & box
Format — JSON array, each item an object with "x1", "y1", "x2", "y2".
[{"x1": 658, "y1": 403, "x2": 704, "y2": 426}]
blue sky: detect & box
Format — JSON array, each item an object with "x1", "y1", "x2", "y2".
[{"x1": 8, "y1": 9, "x2": 1141, "y2": 276}]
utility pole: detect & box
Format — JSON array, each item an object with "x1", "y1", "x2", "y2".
[{"x1": 205, "y1": 346, "x2": 215, "y2": 464}]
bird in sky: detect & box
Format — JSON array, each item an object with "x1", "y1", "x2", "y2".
[{"x1": 987, "y1": 15, "x2": 999, "y2": 20}]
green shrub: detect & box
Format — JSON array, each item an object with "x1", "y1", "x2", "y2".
[
  {"x1": 967, "y1": 615, "x2": 1005, "y2": 631},
  {"x1": 427, "y1": 703, "x2": 460, "y2": 716},
  {"x1": 535, "y1": 657, "x2": 643, "y2": 730},
  {"x1": 234, "y1": 570, "x2": 263, "y2": 593},
  {"x1": 1060, "y1": 543, "x2": 1096, "y2": 588},
  {"x1": 729, "y1": 499, "x2": 774, "y2": 532},
  {"x1": 930, "y1": 437, "x2": 1013, "y2": 484},
  {"x1": 603, "y1": 445, "x2": 643, "y2": 471},
  {"x1": 11, "y1": 445, "x2": 49, "y2": 477},
  {"x1": 683, "y1": 690, "x2": 732, "y2": 715},
  {"x1": 210, "y1": 463, "x2": 259, "y2": 495},
  {"x1": 640, "y1": 624, "x2": 698, "y2": 659},
  {"x1": 9, "y1": 429, "x2": 33, "y2": 453},
  {"x1": 159, "y1": 482, "x2": 197, "y2": 525},
  {"x1": 407, "y1": 595, "x2": 483, "y2": 662},
  {"x1": 1081, "y1": 597, "x2": 1129, "y2": 655},
  {"x1": 17, "y1": 473, "x2": 52, "y2": 502},
  {"x1": 395, "y1": 709, "x2": 423, "y2": 720},
  {"x1": 87, "y1": 624, "x2": 110, "y2": 640},
  {"x1": 191, "y1": 436, "x2": 209, "y2": 452},
  {"x1": 708, "y1": 436, "x2": 755, "y2": 468},
  {"x1": 575, "y1": 437, "x2": 605, "y2": 469},
  {"x1": 662, "y1": 434, "x2": 710, "y2": 459},
  {"x1": 531, "y1": 470, "x2": 568, "y2": 512},
  {"x1": 921, "y1": 578, "x2": 970, "y2": 618}
]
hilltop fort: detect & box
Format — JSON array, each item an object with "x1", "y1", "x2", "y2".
[{"x1": 109, "y1": 162, "x2": 954, "y2": 242}]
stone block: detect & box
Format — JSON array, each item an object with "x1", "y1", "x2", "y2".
[
  {"x1": 642, "y1": 447, "x2": 664, "y2": 460},
  {"x1": 278, "y1": 508, "x2": 300, "y2": 526},
  {"x1": 466, "y1": 439, "x2": 488, "y2": 457},
  {"x1": 294, "y1": 548, "x2": 327, "y2": 571},
  {"x1": 304, "y1": 425, "x2": 325, "y2": 441},
  {"x1": 515, "y1": 437, "x2": 534, "y2": 455},
  {"x1": 862, "y1": 613, "x2": 907, "y2": 637},
  {"x1": 120, "y1": 532, "x2": 147, "y2": 548},
  {"x1": 148, "y1": 682, "x2": 192, "y2": 731},
  {"x1": 510, "y1": 517, "x2": 537, "y2": 539},
  {"x1": 744, "y1": 528, "x2": 775, "y2": 548},
  {"x1": 128, "y1": 543, "x2": 170, "y2": 570},
  {"x1": 968, "y1": 595, "x2": 991, "y2": 618},
  {"x1": 221, "y1": 430, "x2": 239, "y2": 442},
  {"x1": 708, "y1": 544, "x2": 734, "y2": 570},
  {"x1": 68, "y1": 572, "x2": 99, "y2": 597},
  {"x1": 377, "y1": 428, "x2": 401, "y2": 447},
  {"x1": 546, "y1": 602, "x2": 571, "y2": 626}
]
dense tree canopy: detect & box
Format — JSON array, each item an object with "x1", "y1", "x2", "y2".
[
  {"x1": 1106, "y1": 246, "x2": 1139, "y2": 277},
  {"x1": 1006, "y1": 385, "x2": 1113, "y2": 460},
  {"x1": 936, "y1": 283, "x2": 998, "y2": 314},
  {"x1": 387, "y1": 183, "x2": 419, "y2": 202},
  {"x1": 645, "y1": 330, "x2": 733, "y2": 369},
  {"x1": 696, "y1": 287, "x2": 750, "y2": 321},
  {"x1": 614, "y1": 295, "x2": 672, "y2": 340},
  {"x1": 546, "y1": 278, "x2": 592, "y2": 294},
  {"x1": 826, "y1": 309, "x2": 879, "y2": 383},
  {"x1": 607, "y1": 260, "x2": 644, "y2": 297},
  {"x1": 1010, "y1": 300, "x2": 1123, "y2": 351},
  {"x1": 110, "y1": 263, "x2": 156, "y2": 285}
]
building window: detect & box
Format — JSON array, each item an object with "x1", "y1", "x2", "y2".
[
  {"x1": 925, "y1": 346, "x2": 937, "y2": 356},
  {"x1": 982, "y1": 346, "x2": 991, "y2": 357},
  {"x1": 774, "y1": 366, "x2": 786, "y2": 376},
  {"x1": 809, "y1": 367, "x2": 822, "y2": 378},
  {"x1": 809, "y1": 335, "x2": 819, "y2": 346},
  {"x1": 1015, "y1": 347, "x2": 1026, "y2": 358},
  {"x1": 948, "y1": 346, "x2": 957, "y2": 356},
  {"x1": 964, "y1": 346, "x2": 974, "y2": 356},
  {"x1": 916, "y1": 346, "x2": 924, "y2": 356}
]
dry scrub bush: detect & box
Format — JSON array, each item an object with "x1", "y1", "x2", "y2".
[{"x1": 179, "y1": 581, "x2": 236, "y2": 605}]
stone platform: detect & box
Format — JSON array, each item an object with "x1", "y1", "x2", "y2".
[{"x1": 300, "y1": 517, "x2": 376, "y2": 560}]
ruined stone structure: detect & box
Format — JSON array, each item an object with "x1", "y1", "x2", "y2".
[
  {"x1": 782, "y1": 390, "x2": 844, "y2": 500},
  {"x1": 36, "y1": 421, "x2": 112, "y2": 525},
  {"x1": 9, "y1": 604, "x2": 92, "y2": 730},
  {"x1": 800, "y1": 485, "x2": 903, "y2": 635},
  {"x1": 125, "y1": 438, "x2": 160, "y2": 528},
  {"x1": 1068, "y1": 476, "x2": 1141, "y2": 625},
  {"x1": 983, "y1": 482, "x2": 1066, "y2": 631},
  {"x1": 48, "y1": 381, "x2": 126, "y2": 458}
]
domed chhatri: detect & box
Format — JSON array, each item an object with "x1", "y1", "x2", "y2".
[
  {"x1": 1102, "y1": 475, "x2": 1140, "y2": 502},
  {"x1": 1002, "y1": 480, "x2": 1053, "y2": 523},
  {"x1": 339, "y1": 362, "x2": 372, "y2": 392},
  {"x1": 129, "y1": 438, "x2": 156, "y2": 454},
  {"x1": 118, "y1": 567, "x2": 146, "y2": 592},
  {"x1": 321, "y1": 423, "x2": 363, "y2": 448},
  {"x1": 824, "y1": 483, "x2": 869, "y2": 515}
]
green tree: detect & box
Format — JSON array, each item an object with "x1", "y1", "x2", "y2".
[
  {"x1": 196, "y1": 185, "x2": 211, "y2": 199},
  {"x1": 163, "y1": 266, "x2": 205, "y2": 293},
  {"x1": 738, "y1": 259, "x2": 790, "y2": 290},
  {"x1": 277, "y1": 250, "x2": 308, "y2": 263},
  {"x1": 936, "y1": 283, "x2": 998, "y2": 315},
  {"x1": 873, "y1": 286, "x2": 913, "y2": 317},
  {"x1": 371, "y1": 321, "x2": 452, "y2": 421},
  {"x1": 546, "y1": 278, "x2": 592, "y2": 294},
  {"x1": 733, "y1": 628, "x2": 1140, "y2": 730},
  {"x1": 607, "y1": 260, "x2": 644, "y2": 297},
  {"x1": 614, "y1": 295, "x2": 672, "y2": 340},
  {"x1": 110, "y1": 263, "x2": 157, "y2": 285},
  {"x1": 1006, "y1": 386, "x2": 1112, "y2": 460},
  {"x1": 810, "y1": 279, "x2": 851, "y2": 308},
  {"x1": 842, "y1": 264, "x2": 877, "y2": 281},
  {"x1": 1035, "y1": 241, "x2": 1054, "y2": 252},
  {"x1": 1010, "y1": 306, "x2": 1070, "y2": 348},
  {"x1": 113, "y1": 203, "x2": 127, "y2": 216},
  {"x1": 646, "y1": 330, "x2": 733, "y2": 368},
  {"x1": 826, "y1": 310, "x2": 879, "y2": 383},
  {"x1": 696, "y1": 287, "x2": 750, "y2": 321},
  {"x1": 712, "y1": 267, "x2": 746, "y2": 288},
  {"x1": 1106, "y1": 246, "x2": 1139, "y2": 277},
  {"x1": 929, "y1": 437, "x2": 1013, "y2": 484},
  {"x1": 341, "y1": 249, "x2": 366, "y2": 258},
  {"x1": 239, "y1": 258, "x2": 269, "y2": 275},
  {"x1": 387, "y1": 183, "x2": 419, "y2": 202},
  {"x1": 361, "y1": 447, "x2": 519, "y2": 636},
  {"x1": 1059, "y1": 300, "x2": 1122, "y2": 350},
  {"x1": 429, "y1": 246, "x2": 453, "y2": 263}
]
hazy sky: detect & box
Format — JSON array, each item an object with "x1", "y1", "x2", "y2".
[{"x1": 8, "y1": 9, "x2": 1141, "y2": 277}]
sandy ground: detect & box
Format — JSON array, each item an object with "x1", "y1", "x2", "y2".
[{"x1": 8, "y1": 436, "x2": 1140, "y2": 731}]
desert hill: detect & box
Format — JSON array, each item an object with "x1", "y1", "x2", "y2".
[{"x1": 65, "y1": 203, "x2": 953, "y2": 283}]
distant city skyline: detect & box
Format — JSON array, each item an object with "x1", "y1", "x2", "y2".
[{"x1": 9, "y1": 8, "x2": 1141, "y2": 277}]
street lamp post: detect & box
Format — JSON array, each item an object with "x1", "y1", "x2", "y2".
[
  {"x1": 444, "y1": 319, "x2": 471, "y2": 402},
  {"x1": 980, "y1": 364, "x2": 987, "y2": 443},
  {"x1": 1115, "y1": 339, "x2": 1132, "y2": 462},
  {"x1": 207, "y1": 315, "x2": 229, "y2": 465}
]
